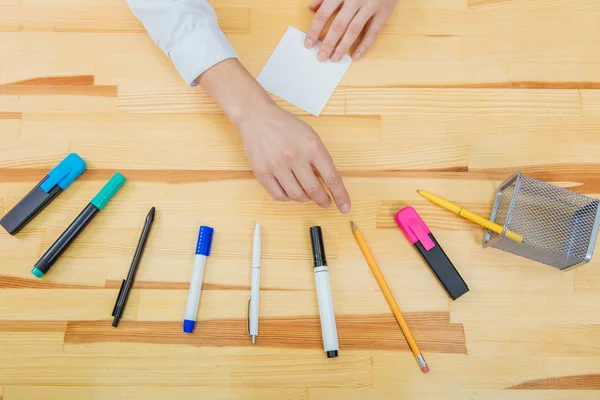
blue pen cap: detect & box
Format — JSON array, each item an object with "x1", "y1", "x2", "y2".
[
  {"x1": 40, "y1": 153, "x2": 87, "y2": 193},
  {"x1": 195, "y1": 226, "x2": 214, "y2": 256}
]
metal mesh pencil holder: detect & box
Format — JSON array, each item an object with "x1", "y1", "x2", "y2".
[{"x1": 482, "y1": 171, "x2": 600, "y2": 270}]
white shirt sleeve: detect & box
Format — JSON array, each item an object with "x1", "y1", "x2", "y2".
[{"x1": 126, "y1": 0, "x2": 239, "y2": 86}]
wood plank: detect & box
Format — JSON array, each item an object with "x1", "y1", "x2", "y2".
[
  {"x1": 17, "y1": 113, "x2": 381, "y2": 170},
  {"x1": 508, "y1": 62, "x2": 600, "y2": 87},
  {"x1": 0, "y1": 332, "x2": 65, "y2": 357},
  {"x1": 309, "y1": 388, "x2": 600, "y2": 400},
  {"x1": 450, "y1": 291, "x2": 600, "y2": 325},
  {"x1": 468, "y1": 0, "x2": 600, "y2": 11},
  {"x1": 461, "y1": 321, "x2": 600, "y2": 356},
  {"x1": 135, "y1": 288, "x2": 448, "y2": 322},
  {"x1": 569, "y1": 11, "x2": 600, "y2": 39},
  {"x1": 309, "y1": 389, "x2": 471, "y2": 400},
  {"x1": 462, "y1": 33, "x2": 600, "y2": 62},
  {"x1": 62, "y1": 314, "x2": 465, "y2": 354},
  {"x1": 0, "y1": 353, "x2": 373, "y2": 387},
  {"x1": 0, "y1": 94, "x2": 117, "y2": 113},
  {"x1": 0, "y1": 5, "x2": 249, "y2": 34},
  {"x1": 373, "y1": 353, "x2": 600, "y2": 389},
  {"x1": 4, "y1": 387, "x2": 308, "y2": 400},
  {"x1": 476, "y1": 391, "x2": 600, "y2": 399},
  {"x1": 383, "y1": 8, "x2": 570, "y2": 36},
  {"x1": 345, "y1": 88, "x2": 582, "y2": 116},
  {"x1": 0, "y1": 119, "x2": 20, "y2": 142},
  {"x1": 509, "y1": 375, "x2": 600, "y2": 390},
  {"x1": 0, "y1": 290, "x2": 116, "y2": 320},
  {"x1": 467, "y1": 117, "x2": 600, "y2": 169},
  {"x1": 581, "y1": 90, "x2": 600, "y2": 117},
  {"x1": 575, "y1": 263, "x2": 600, "y2": 292},
  {"x1": 118, "y1": 86, "x2": 346, "y2": 115},
  {"x1": 342, "y1": 60, "x2": 509, "y2": 88}
]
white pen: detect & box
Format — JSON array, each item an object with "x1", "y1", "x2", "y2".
[
  {"x1": 248, "y1": 223, "x2": 261, "y2": 344},
  {"x1": 310, "y1": 226, "x2": 339, "y2": 358},
  {"x1": 183, "y1": 226, "x2": 214, "y2": 333}
]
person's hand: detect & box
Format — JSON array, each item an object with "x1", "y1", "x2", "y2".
[
  {"x1": 236, "y1": 103, "x2": 351, "y2": 213},
  {"x1": 196, "y1": 58, "x2": 351, "y2": 213},
  {"x1": 305, "y1": 0, "x2": 398, "y2": 62}
]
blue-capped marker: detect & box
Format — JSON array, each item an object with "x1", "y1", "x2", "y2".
[
  {"x1": 183, "y1": 226, "x2": 214, "y2": 333},
  {"x1": 31, "y1": 173, "x2": 126, "y2": 278},
  {"x1": 0, "y1": 153, "x2": 86, "y2": 235}
]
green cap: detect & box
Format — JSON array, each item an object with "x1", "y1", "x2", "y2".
[
  {"x1": 90, "y1": 172, "x2": 126, "y2": 210},
  {"x1": 31, "y1": 267, "x2": 44, "y2": 278}
]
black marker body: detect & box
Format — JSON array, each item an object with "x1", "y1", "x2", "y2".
[{"x1": 32, "y1": 203, "x2": 99, "y2": 276}]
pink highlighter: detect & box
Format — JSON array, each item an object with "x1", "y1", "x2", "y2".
[{"x1": 396, "y1": 206, "x2": 469, "y2": 300}]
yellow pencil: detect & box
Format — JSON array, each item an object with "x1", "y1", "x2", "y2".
[
  {"x1": 351, "y1": 221, "x2": 429, "y2": 373},
  {"x1": 417, "y1": 190, "x2": 524, "y2": 243}
]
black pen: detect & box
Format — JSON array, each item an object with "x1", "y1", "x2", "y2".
[{"x1": 112, "y1": 207, "x2": 156, "y2": 327}]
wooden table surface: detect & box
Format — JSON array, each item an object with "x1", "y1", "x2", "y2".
[{"x1": 1, "y1": 0, "x2": 600, "y2": 399}]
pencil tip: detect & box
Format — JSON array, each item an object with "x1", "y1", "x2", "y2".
[{"x1": 350, "y1": 221, "x2": 358, "y2": 232}]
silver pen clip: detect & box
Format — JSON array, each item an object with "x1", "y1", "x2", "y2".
[{"x1": 246, "y1": 297, "x2": 251, "y2": 336}]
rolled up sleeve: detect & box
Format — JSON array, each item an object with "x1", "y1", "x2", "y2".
[{"x1": 126, "y1": 0, "x2": 238, "y2": 86}]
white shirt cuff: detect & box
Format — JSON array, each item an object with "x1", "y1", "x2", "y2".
[{"x1": 169, "y1": 23, "x2": 238, "y2": 87}]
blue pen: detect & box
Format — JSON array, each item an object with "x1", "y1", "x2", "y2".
[{"x1": 183, "y1": 226, "x2": 214, "y2": 333}]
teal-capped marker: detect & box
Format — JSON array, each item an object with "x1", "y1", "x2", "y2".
[{"x1": 31, "y1": 173, "x2": 126, "y2": 278}]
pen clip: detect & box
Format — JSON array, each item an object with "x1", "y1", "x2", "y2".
[
  {"x1": 112, "y1": 279, "x2": 126, "y2": 317},
  {"x1": 246, "y1": 297, "x2": 251, "y2": 336}
]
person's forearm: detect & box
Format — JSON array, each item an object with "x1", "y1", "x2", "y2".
[{"x1": 196, "y1": 59, "x2": 274, "y2": 127}]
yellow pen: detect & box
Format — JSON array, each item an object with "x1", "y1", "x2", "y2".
[{"x1": 417, "y1": 190, "x2": 524, "y2": 243}]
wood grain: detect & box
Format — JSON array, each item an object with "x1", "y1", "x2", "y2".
[
  {"x1": 63, "y1": 313, "x2": 466, "y2": 353},
  {"x1": 509, "y1": 374, "x2": 600, "y2": 390},
  {"x1": 1, "y1": 0, "x2": 600, "y2": 398}
]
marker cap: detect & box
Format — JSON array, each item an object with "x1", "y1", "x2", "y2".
[
  {"x1": 183, "y1": 319, "x2": 195, "y2": 333},
  {"x1": 40, "y1": 153, "x2": 87, "y2": 192},
  {"x1": 31, "y1": 267, "x2": 44, "y2": 278},
  {"x1": 395, "y1": 206, "x2": 435, "y2": 251},
  {"x1": 195, "y1": 226, "x2": 214, "y2": 256},
  {"x1": 310, "y1": 226, "x2": 327, "y2": 267},
  {"x1": 90, "y1": 172, "x2": 126, "y2": 210}
]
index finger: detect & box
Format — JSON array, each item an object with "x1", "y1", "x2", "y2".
[
  {"x1": 293, "y1": 164, "x2": 332, "y2": 209},
  {"x1": 312, "y1": 151, "x2": 350, "y2": 214},
  {"x1": 305, "y1": 0, "x2": 342, "y2": 50}
]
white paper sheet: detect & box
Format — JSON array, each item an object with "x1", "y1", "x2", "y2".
[{"x1": 257, "y1": 26, "x2": 352, "y2": 117}]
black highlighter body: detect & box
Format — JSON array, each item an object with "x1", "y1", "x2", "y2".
[
  {"x1": 0, "y1": 153, "x2": 86, "y2": 235},
  {"x1": 413, "y1": 233, "x2": 469, "y2": 300},
  {"x1": 0, "y1": 177, "x2": 62, "y2": 235}
]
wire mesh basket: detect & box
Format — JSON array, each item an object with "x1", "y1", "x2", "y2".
[{"x1": 482, "y1": 171, "x2": 600, "y2": 270}]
